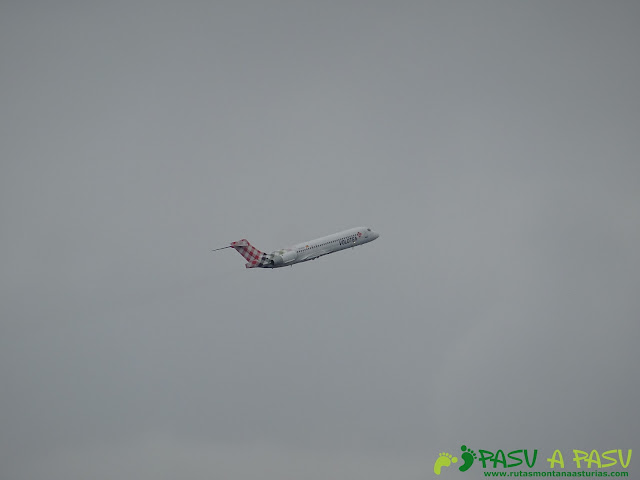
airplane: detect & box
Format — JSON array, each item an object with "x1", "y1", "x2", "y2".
[{"x1": 213, "y1": 226, "x2": 380, "y2": 268}]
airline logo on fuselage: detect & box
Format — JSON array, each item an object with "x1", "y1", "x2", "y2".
[{"x1": 339, "y1": 234, "x2": 359, "y2": 246}]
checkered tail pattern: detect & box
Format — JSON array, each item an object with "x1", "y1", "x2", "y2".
[{"x1": 230, "y1": 239, "x2": 271, "y2": 268}]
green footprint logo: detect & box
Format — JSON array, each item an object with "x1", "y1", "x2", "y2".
[
  {"x1": 459, "y1": 445, "x2": 477, "y2": 472},
  {"x1": 433, "y1": 452, "x2": 458, "y2": 475}
]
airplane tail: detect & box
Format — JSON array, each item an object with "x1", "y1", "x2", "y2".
[{"x1": 230, "y1": 239, "x2": 270, "y2": 268}]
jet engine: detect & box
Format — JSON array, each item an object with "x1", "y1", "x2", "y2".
[{"x1": 272, "y1": 250, "x2": 297, "y2": 266}]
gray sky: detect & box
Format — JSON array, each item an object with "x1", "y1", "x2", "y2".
[{"x1": 1, "y1": 1, "x2": 638, "y2": 479}]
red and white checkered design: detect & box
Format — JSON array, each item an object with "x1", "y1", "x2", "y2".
[{"x1": 230, "y1": 239, "x2": 270, "y2": 268}]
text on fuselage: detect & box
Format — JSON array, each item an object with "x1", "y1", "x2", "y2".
[{"x1": 339, "y1": 235, "x2": 358, "y2": 245}]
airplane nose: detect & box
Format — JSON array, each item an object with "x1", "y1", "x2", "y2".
[{"x1": 372, "y1": 231, "x2": 380, "y2": 240}]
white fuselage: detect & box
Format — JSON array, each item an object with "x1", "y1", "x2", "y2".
[{"x1": 269, "y1": 226, "x2": 379, "y2": 267}]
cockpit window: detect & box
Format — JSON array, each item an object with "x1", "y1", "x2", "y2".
[{"x1": 367, "y1": 228, "x2": 371, "y2": 231}]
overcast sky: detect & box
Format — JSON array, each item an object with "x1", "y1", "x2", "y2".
[{"x1": 1, "y1": 1, "x2": 639, "y2": 479}]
